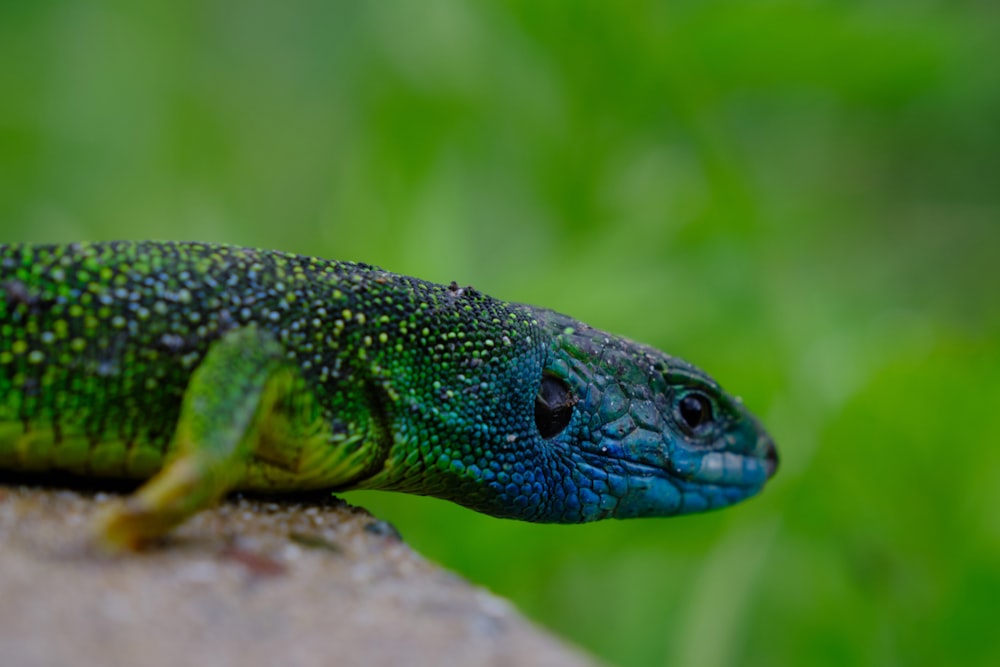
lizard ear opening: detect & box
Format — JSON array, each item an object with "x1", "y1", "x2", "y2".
[{"x1": 535, "y1": 374, "x2": 575, "y2": 439}]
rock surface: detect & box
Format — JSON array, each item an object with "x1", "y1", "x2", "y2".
[{"x1": 0, "y1": 485, "x2": 599, "y2": 667}]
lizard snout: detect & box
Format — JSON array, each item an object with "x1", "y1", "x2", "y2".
[{"x1": 763, "y1": 437, "x2": 779, "y2": 478}]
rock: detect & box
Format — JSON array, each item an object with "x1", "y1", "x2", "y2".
[{"x1": 0, "y1": 486, "x2": 599, "y2": 667}]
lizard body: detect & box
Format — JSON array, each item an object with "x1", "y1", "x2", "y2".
[{"x1": 0, "y1": 241, "x2": 777, "y2": 547}]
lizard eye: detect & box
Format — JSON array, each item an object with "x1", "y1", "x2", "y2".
[
  {"x1": 676, "y1": 392, "x2": 715, "y2": 434},
  {"x1": 535, "y1": 375, "x2": 575, "y2": 439}
]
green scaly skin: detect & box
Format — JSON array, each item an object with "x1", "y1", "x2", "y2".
[{"x1": 0, "y1": 242, "x2": 778, "y2": 548}]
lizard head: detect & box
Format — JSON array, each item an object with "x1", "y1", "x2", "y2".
[
  {"x1": 361, "y1": 291, "x2": 776, "y2": 525},
  {"x1": 529, "y1": 309, "x2": 778, "y2": 522}
]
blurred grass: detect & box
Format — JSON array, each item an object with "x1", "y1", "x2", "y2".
[{"x1": 2, "y1": 2, "x2": 998, "y2": 666}]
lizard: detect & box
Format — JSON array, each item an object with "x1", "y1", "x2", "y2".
[{"x1": 0, "y1": 241, "x2": 778, "y2": 549}]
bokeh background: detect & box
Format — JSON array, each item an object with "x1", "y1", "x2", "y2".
[{"x1": 2, "y1": 2, "x2": 998, "y2": 666}]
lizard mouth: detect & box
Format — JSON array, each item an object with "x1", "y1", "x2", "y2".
[
  {"x1": 671, "y1": 431, "x2": 778, "y2": 489},
  {"x1": 617, "y1": 429, "x2": 778, "y2": 489},
  {"x1": 576, "y1": 453, "x2": 771, "y2": 519},
  {"x1": 581, "y1": 445, "x2": 773, "y2": 491},
  {"x1": 567, "y1": 432, "x2": 777, "y2": 520}
]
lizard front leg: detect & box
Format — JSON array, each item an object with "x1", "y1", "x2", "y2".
[{"x1": 94, "y1": 325, "x2": 289, "y2": 550}]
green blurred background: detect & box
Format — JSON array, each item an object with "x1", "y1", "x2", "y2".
[{"x1": 2, "y1": 2, "x2": 998, "y2": 665}]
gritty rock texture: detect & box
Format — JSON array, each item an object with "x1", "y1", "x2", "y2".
[{"x1": 0, "y1": 485, "x2": 599, "y2": 667}]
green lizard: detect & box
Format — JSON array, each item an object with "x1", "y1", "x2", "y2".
[{"x1": 0, "y1": 241, "x2": 777, "y2": 549}]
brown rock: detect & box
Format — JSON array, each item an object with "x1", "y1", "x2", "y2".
[{"x1": 0, "y1": 486, "x2": 599, "y2": 667}]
